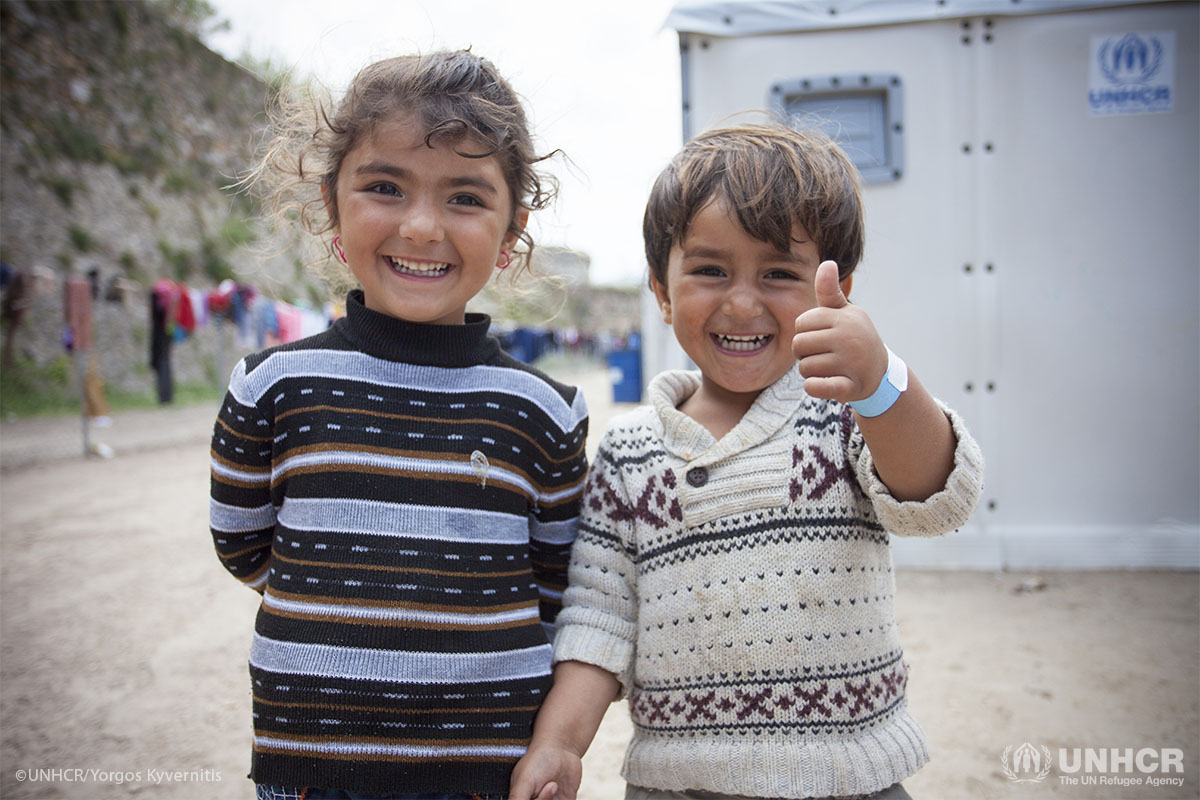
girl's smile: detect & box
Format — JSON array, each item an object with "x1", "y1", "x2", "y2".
[
  {"x1": 330, "y1": 114, "x2": 522, "y2": 325},
  {"x1": 383, "y1": 255, "x2": 452, "y2": 278}
]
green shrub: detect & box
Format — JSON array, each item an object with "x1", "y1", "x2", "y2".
[
  {"x1": 45, "y1": 176, "x2": 75, "y2": 207},
  {"x1": 0, "y1": 356, "x2": 79, "y2": 418},
  {"x1": 68, "y1": 225, "x2": 94, "y2": 252}
]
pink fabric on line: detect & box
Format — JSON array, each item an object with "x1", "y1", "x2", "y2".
[{"x1": 64, "y1": 278, "x2": 93, "y2": 351}]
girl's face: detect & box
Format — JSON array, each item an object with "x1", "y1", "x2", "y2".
[
  {"x1": 651, "y1": 197, "x2": 851, "y2": 409},
  {"x1": 330, "y1": 114, "x2": 523, "y2": 325}
]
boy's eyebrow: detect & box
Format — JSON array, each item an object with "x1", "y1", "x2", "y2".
[
  {"x1": 679, "y1": 245, "x2": 731, "y2": 260},
  {"x1": 681, "y1": 244, "x2": 809, "y2": 264},
  {"x1": 353, "y1": 162, "x2": 500, "y2": 195}
]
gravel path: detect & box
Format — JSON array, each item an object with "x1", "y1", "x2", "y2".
[{"x1": 1, "y1": 366, "x2": 1196, "y2": 799}]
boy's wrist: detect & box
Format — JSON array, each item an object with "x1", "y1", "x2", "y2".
[{"x1": 850, "y1": 347, "x2": 908, "y2": 417}]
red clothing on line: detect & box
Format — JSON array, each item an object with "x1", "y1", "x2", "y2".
[{"x1": 64, "y1": 277, "x2": 93, "y2": 351}]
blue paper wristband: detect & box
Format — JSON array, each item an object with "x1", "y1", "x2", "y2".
[{"x1": 849, "y1": 347, "x2": 908, "y2": 418}]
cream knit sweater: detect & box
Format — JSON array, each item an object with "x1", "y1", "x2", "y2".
[{"x1": 553, "y1": 368, "x2": 984, "y2": 798}]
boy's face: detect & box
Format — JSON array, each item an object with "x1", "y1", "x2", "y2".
[{"x1": 651, "y1": 198, "x2": 852, "y2": 406}]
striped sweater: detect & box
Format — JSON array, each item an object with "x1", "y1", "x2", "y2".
[
  {"x1": 209, "y1": 290, "x2": 589, "y2": 795},
  {"x1": 554, "y1": 368, "x2": 983, "y2": 798}
]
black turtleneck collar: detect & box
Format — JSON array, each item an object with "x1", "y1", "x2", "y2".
[{"x1": 332, "y1": 290, "x2": 499, "y2": 367}]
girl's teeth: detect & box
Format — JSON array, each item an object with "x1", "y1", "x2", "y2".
[
  {"x1": 386, "y1": 256, "x2": 450, "y2": 276},
  {"x1": 717, "y1": 334, "x2": 769, "y2": 351}
]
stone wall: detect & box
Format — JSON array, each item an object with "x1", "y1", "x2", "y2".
[{"x1": 1, "y1": 0, "x2": 309, "y2": 402}]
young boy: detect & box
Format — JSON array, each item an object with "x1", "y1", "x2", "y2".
[{"x1": 510, "y1": 124, "x2": 984, "y2": 800}]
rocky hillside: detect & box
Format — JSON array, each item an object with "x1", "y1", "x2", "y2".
[
  {"x1": 0, "y1": 0, "x2": 317, "y2": 411},
  {"x1": 0, "y1": 0, "x2": 311, "y2": 289}
]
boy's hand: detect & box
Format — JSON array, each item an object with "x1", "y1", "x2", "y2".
[
  {"x1": 509, "y1": 743, "x2": 582, "y2": 800},
  {"x1": 792, "y1": 260, "x2": 888, "y2": 404}
]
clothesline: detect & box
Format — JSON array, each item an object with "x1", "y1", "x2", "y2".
[{"x1": 152, "y1": 278, "x2": 340, "y2": 350}]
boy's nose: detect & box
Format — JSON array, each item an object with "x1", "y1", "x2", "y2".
[{"x1": 722, "y1": 284, "x2": 764, "y2": 318}]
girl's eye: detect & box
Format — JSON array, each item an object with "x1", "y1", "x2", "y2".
[
  {"x1": 449, "y1": 194, "x2": 483, "y2": 207},
  {"x1": 367, "y1": 183, "x2": 401, "y2": 197}
]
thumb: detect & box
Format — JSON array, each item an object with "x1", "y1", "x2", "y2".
[{"x1": 814, "y1": 260, "x2": 847, "y2": 309}]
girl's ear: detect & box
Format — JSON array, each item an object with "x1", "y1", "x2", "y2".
[
  {"x1": 503, "y1": 208, "x2": 530, "y2": 250},
  {"x1": 649, "y1": 274, "x2": 672, "y2": 325}
]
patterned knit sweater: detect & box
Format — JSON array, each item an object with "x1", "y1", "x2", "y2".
[
  {"x1": 209, "y1": 291, "x2": 589, "y2": 795},
  {"x1": 553, "y1": 368, "x2": 983, "y2": 799}
]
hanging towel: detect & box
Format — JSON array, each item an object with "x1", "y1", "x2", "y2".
[{"x1": 63, "y1": 277, "x2": 93, "y2": 351}]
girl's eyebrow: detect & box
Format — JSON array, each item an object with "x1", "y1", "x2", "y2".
[
  {"x1": 354, "y1": 161, "x2": 407, "y2": 178},
  {"x1": 354, "y1": 162, "x2": 500, "y2": 195}
]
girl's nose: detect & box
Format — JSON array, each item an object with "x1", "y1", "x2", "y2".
[{"x1": 398, "y1": 201, "x2": 443, "y2": 243}]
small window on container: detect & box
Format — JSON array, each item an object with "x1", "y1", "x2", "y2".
[{"x1": 770, "y1": 74, "x2": 904, "y2": 184}]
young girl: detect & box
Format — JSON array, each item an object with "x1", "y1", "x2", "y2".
[{"x1": 209, "y1": 51, "x2": 589, "y2": 800}]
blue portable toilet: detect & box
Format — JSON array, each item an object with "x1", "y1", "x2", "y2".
[{"x1": 607, "y1": 335, "x2": 642, "y2": 404}]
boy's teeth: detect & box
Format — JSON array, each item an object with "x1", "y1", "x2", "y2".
[
  {"x1": 716, "y1": 333, "x2": 769, "y2": 351},
  {"x1": 386, "y1": 256, "x2": 450, "y2": 275}
]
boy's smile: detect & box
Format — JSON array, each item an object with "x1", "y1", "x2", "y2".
[
  {"x1": 331, "y1": 115, "x2": 521, "y2": 325},
  {"x1": 652, "y1": 198, "x2": 851, "y2": 422}
]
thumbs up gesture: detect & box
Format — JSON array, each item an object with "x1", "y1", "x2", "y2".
[{"x1": 792, "y1": 260, "x2": 888, "y2": 403}]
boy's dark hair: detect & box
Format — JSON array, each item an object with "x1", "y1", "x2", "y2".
[{"x1": 643, "y1": 123, "x2": 864, "y2": 286}]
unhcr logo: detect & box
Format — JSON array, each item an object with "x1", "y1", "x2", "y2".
[
  {"x1": 1088, "y1": 31, "x2": 1175, "y2": 116},
  {"x1": 1089, "y1": 30, "x2": 1171, "y2": 115},
  {"x1": 1098, "y1": 33, "x2": 1164, "y2": 85},
  {"x1": 1001, "y1": 743, "x2": 1053, "y2": 783},
  {"x1": 1002, "y1": 744, "x2": 1187, "y2": 788}
]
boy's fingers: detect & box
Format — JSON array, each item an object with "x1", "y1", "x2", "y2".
[
  {"x1": 795, "y1": 352, "x2": 844, "y2": 380},
  {"x1": 791, "y1": 327, "x2": 838, "y2": 360},
  {"x1": 534, "y1": 782, "x2": 560, "y2": 800},
  {"x1": 794, "y1": 306, "x2": 838, "y2": 333},
  {"x1": 814, "y1": 260, "x2": 847, "y2": 309},
  {"x1": 803, "y1": 374, "x2": 855, "y2": 400}
]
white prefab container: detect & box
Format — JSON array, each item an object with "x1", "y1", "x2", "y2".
[{"x1": 656, "y1": 0, "x2": 1199, "y2": 569}]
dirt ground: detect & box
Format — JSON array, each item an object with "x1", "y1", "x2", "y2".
[{"x1": 1, "y1": 365, "x2": 1197, "y2": 800}]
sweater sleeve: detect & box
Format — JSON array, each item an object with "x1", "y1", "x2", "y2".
[
  {"x1": 209, "y1": 359, "x2": 275, "y2": 591},
  {"x1": 853, "y1": 401, "x2": 985, "y2": 537},
  {"x1": 530, "y1": 388, "x2": 590, "y2": 633},
  {"x1": 552, "y1": 431, "x2": 641, "y2": 698}
]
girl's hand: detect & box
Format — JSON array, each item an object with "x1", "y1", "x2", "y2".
[{"x1": 792, "y1": 260, "x2": 888, "y2": 403}]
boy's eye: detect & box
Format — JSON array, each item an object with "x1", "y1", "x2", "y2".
[
  {"x1": 693, "y1": 265, "x2": 724, "y2": 277},
  {"x1": 765, "y1": 268, "x2": 800, "y2": 280}
]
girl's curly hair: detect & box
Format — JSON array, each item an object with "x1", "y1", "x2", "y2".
[{"x1": 246, "y1": 50, "x2": 557, "y2": 281}]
